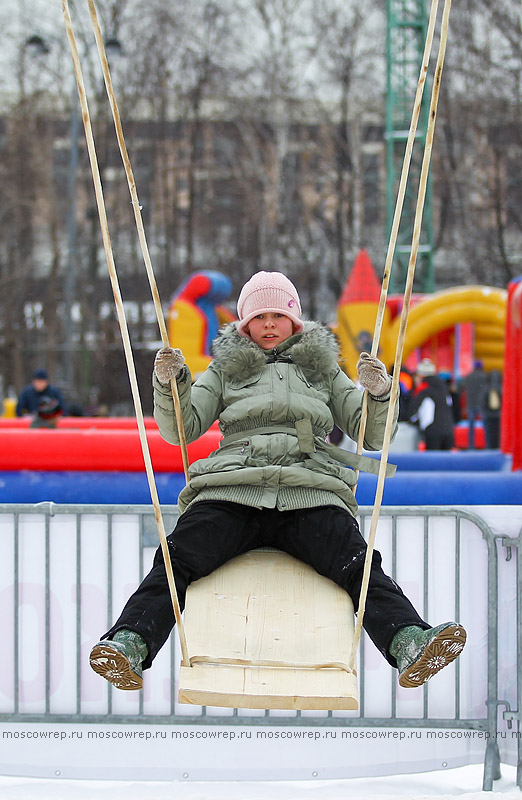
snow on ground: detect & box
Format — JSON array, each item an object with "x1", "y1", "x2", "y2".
[{"x1": 0, "y1": 764, "x2": 519, "y2": 800}]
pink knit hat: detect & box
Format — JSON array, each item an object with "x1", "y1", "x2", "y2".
[{"x1": 237, "y1": 271, "x2": 304, "y2": 336}]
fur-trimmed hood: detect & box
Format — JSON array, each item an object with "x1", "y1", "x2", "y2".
[{"x1": 210, "y1": 321, "x2": 340, "y2": 383}]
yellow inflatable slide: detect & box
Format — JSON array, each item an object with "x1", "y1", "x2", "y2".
[{"x1": 336, "y1": 251, "x2": 506, "y2": 376}]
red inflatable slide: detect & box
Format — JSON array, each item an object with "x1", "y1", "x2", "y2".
[{"x1": 0, "y1": 418, "x2": 221, "y2": 472}]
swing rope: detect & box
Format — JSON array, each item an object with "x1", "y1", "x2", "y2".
[
  {"x1": 188, "y1": 655, "x2": 356, "y2": 674},
  {"x1": 86, "y1": 0, "x2": 189, "y2": 482},
  {"x1": 62, "y1": 0, "x2": 190, "y2": 668},
  {"x1": 348, "y1": 0, "x2": 452, "y2": 671}
]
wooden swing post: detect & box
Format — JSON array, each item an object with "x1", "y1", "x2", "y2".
[
  {"x1": 86, "y1": 0, "x2": 189, "y2": 482},
  {"x1": 349, "y1": 0, "x2": 452, "y2": 671},
  {"x1": 62, "y1": 0, "x2": 190, "y2": 667}
]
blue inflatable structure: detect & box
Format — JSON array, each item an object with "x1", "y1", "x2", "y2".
[{"x1": 0, "y1": 451, "x2": 520, "y2": 505}]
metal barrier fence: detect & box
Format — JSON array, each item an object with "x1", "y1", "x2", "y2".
[{"x1": 0, "y1": 502, "x2": 519, "y2": 789}]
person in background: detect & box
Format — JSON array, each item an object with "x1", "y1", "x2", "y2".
[
  {"x1": 16, "y1": 369, "x2": 67, "y2": 418},
  {"x1": 461, "y1": 360, "x2": 487, "y2": 449},
  {"x1": 439, "y1": 371, "x2": 461, "y2": 425},
  {"x1": 409, "y1": 359, "x2": 455, "y2": 450},
  {"x1": 397, "y1": 365, "x2": 414, "y2": 422},
  {"x1": 29, "y1": 395, "x2": 64, "y2": 429},
  {"x1": 481, "y1": 370, "x2": 502, "y2": 449}
]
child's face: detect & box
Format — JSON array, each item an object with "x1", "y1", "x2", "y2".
[{"x1": 247, "y1": 312, "x2": 294, "y2": 349}]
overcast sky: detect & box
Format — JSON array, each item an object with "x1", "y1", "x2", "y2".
[
  {"x1": 0, "y1": 0, "x2": 63, "y2": 90},
  {"x1": 0, "y1": 0, "x2": 61, "y2": 46},
  {"x1": 0, "y1": 0, "x2": 128, "y2": 100}
]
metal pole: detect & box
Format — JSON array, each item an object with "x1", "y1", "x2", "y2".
[{"x1": 63, "y1": 80, "x2": 80, "y2": 393}]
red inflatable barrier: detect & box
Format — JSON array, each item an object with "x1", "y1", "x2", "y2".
[
  {"x1": 0, "y1": 416, "x2": 159, "y2": 429},
  {"x1": 0, "y1": 428, "x2": 222, "y2": 472},
  {"x1": 502, "y1": 278, "x2": 522, "y2": 470}
]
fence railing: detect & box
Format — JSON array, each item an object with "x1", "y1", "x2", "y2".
[{"x1": 0, "y1": 502, "x2": 519, "y2": 789}]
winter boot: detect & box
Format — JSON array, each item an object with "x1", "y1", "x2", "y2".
[
  {"x1": 389, "y1": 622, "x2": 466, "y2": 688},
  {"x1": 89, "y1": 629, "x2": 148, "y2": 690}
]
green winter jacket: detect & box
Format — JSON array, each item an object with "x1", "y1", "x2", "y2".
[{"x1": 153, "y1": 322, "x2": 397, "y2": 516}]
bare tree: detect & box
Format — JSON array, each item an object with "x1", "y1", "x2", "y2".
[
  {"x1": 435, "y1": 0, "x2": 522, "y2": 285},
  {"x1": 2, "y1": 0, "x2": 522, "y2": 409}
]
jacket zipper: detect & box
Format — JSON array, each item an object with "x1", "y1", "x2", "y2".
[
  {"x1": 220, "y1": 440, "x2": 249, "y2": 452},
  {"x1": 272, "y1": 348, "x2": 284, "y2": 380}
]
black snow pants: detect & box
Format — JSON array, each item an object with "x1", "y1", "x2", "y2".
[{"x1": 104, "y1": 501, "x2": 429, "y2": 670}]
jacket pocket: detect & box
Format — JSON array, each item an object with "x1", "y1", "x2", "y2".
[
  {"x1": 188, "y1": 440, "x2": 251, "y2": 479},
  {"x1": 226, "y1": 374, "x2": 262, "y2": 392},
  {"x1": 222, "y1": 374, "x2": 265, "y2": 411}
]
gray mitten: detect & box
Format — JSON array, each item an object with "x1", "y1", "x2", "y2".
[
  {"x1": 356, "y1": 352, "x2": 392, "y2": 398},
  {"x1": 154, "y1": 347, "x2": 185, "y2": 384}
]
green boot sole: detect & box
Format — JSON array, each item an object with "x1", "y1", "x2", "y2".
[
  {"x1": 398, "y1": 623, "x2": 467, "y2": 688},
  {"x1": 89, "y1": 641, "x2": 143, "y2": 691}
]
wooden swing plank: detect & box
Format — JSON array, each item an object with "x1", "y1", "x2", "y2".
[{"x1": 178, "y1": 549, "x2": 358, "y2": 710}]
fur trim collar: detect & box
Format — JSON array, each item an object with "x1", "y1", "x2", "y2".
[{"x1": 210, "y1": 321, "x2": 340, "y2": 382}]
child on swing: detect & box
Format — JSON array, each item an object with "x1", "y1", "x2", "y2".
[{"x1": 90, "y1": 271, "x2": 466, "y2": 690}]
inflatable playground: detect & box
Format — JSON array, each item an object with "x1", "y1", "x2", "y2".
[{"x1": 1, "y1": 262, "x2": 521, "y2": 506}]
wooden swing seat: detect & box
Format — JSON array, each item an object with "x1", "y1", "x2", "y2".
[{"x1": 178, "y1": 548, "x2": 358, "y2": 710}]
